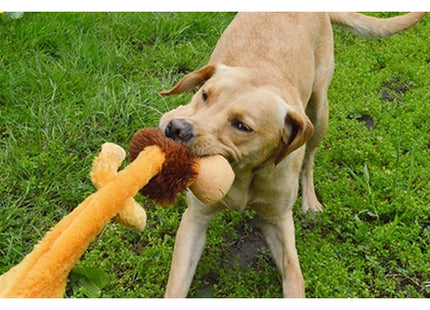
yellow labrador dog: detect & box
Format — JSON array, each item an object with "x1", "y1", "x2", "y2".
[{"x1": 159, "y1": 12, "x2": 426, "y2": 297}]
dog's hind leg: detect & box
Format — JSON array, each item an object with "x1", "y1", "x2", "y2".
[
  {"x1": 300, "y1": 30, "x2": 334, "y2": 214},
  {"x1": 300, "y1": 90, "x2": 329, "y2": 214}
]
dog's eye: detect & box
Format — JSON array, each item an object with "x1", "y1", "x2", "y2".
[
  {"x1": 232, "y1": 120, "x2": 252, "y2": 133},
  {"x1": 202, "y1": 91, "x2": 208, "y2": 101}
]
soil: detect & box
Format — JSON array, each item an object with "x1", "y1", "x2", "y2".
[
  {"x1": 223, "y1": 216, "x2": 274, "y2": 269},
  {"x1": 380, "y1": 79, "x2": 410, "y2": 102}
]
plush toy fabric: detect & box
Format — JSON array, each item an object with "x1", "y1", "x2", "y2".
[
  {"x1": 91, "y1": 143, "x2": 147, "y2": 232},
  {"x1": 0, "y1": 145, "x2": 164, "y2": 298},
  {"x1": 0, "y1": 128, "x2": 234, "y2": 298},
  {"x1": 130, "y1": 128, "x2": 235, "y2": 206},
  {"x1": 129, "y1": 128, "x2": 199, "y2": 206}
]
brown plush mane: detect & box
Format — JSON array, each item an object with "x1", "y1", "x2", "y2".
[{"x1": 129, "y1": 128, "x2": 199, "y2": 206}]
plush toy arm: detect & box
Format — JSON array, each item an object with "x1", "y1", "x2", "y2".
[
  {"x1": 91, "y1": 143, "x2": 147, "y2": 232},
  {"x1": 90, "y1": 142, "x2": 126, "y2": 187},
  {"x1": 0, "y1": 145, "x2": 165, "y2": 298}
]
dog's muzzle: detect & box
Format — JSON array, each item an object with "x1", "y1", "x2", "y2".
[{"x1": 164, "y1": 118, "x2": 195, "y2": 144}]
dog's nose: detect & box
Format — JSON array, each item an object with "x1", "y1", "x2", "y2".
[{"x1": 164, "y1": 118, "x2": 195, "y2": 144}]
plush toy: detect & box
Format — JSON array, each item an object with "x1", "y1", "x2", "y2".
[
  {"x1": 129, "y1": 128, "x2": 235, "y2": 206},
  {"x1": 91, "y1": 142, "x2": 148, "y2": 232},
  {"x1": 0, "y1": 128, "x2": 234, "y2": 298}
]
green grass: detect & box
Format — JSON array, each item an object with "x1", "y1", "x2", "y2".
[{"x1": 0, "y1": 12, "x2": 429, "y2": 298}]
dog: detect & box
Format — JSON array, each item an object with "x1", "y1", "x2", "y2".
[{"x1": 158, "y1": 12, "x2": 426, "y2": 298}]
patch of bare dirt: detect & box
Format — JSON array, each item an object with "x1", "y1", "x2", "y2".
[
  {"x1": 380, "y1": 79, "x2": 410, "y2": 102},
  {"x1": 223, "y1": 217, "x2": 275, "y2": 269}
]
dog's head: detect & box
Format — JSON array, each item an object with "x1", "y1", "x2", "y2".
[{"x1": 159, "y1": 64, "x2": 313, "y2": 172}]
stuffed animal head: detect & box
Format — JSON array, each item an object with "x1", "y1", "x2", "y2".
[{"x1": 129, "y1": 128, "x2": 235, "y2": 206}]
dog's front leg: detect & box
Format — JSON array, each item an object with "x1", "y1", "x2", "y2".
[
  {"x1": 259, "y1": 210, "x2": 305, "y2": 298},
  {"x1": 165, "y1": 201, "x2": 221, "y2": 298}
]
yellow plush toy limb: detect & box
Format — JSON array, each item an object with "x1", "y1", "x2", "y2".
[
  {"x1": 91, "y1": 143, "x2": 147, "y2": 232},
  {"x1": 0, "y1": 144, "x2": 165, "y2": 298}
]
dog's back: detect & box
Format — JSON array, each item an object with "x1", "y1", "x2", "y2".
[{"x1": 209, "y1": 13, "x2": 333, "y2": 105}]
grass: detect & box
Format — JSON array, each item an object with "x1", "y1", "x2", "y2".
[{"x1": 0, "y1": 12, "x2": 429, "y2": 298}]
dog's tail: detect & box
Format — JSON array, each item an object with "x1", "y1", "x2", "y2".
[{"x1": 329, "y1": 12, "x2": 426, "y2": 38}]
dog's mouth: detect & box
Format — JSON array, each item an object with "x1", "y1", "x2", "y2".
[
  {"x1": 187, "y1": 143, "x2": 234, "y2": 166},
  {"x1": 187, "y1": 138, "x2": 238, "y2": 164},
  {"x1": 163, "y1": 132, "x2": 234, "y2": 166}
]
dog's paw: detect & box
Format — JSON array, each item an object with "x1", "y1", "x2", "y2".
[{"x1": 301, "y1": 199, "x2": 323, "y2": 216}]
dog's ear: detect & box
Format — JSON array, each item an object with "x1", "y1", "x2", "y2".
[
  {"x1": 274, "y1": 108, "x2": 314, "y2": 165},
  {"x1": 160, "y1": 64, "x2": 217, "y2": 96}
]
